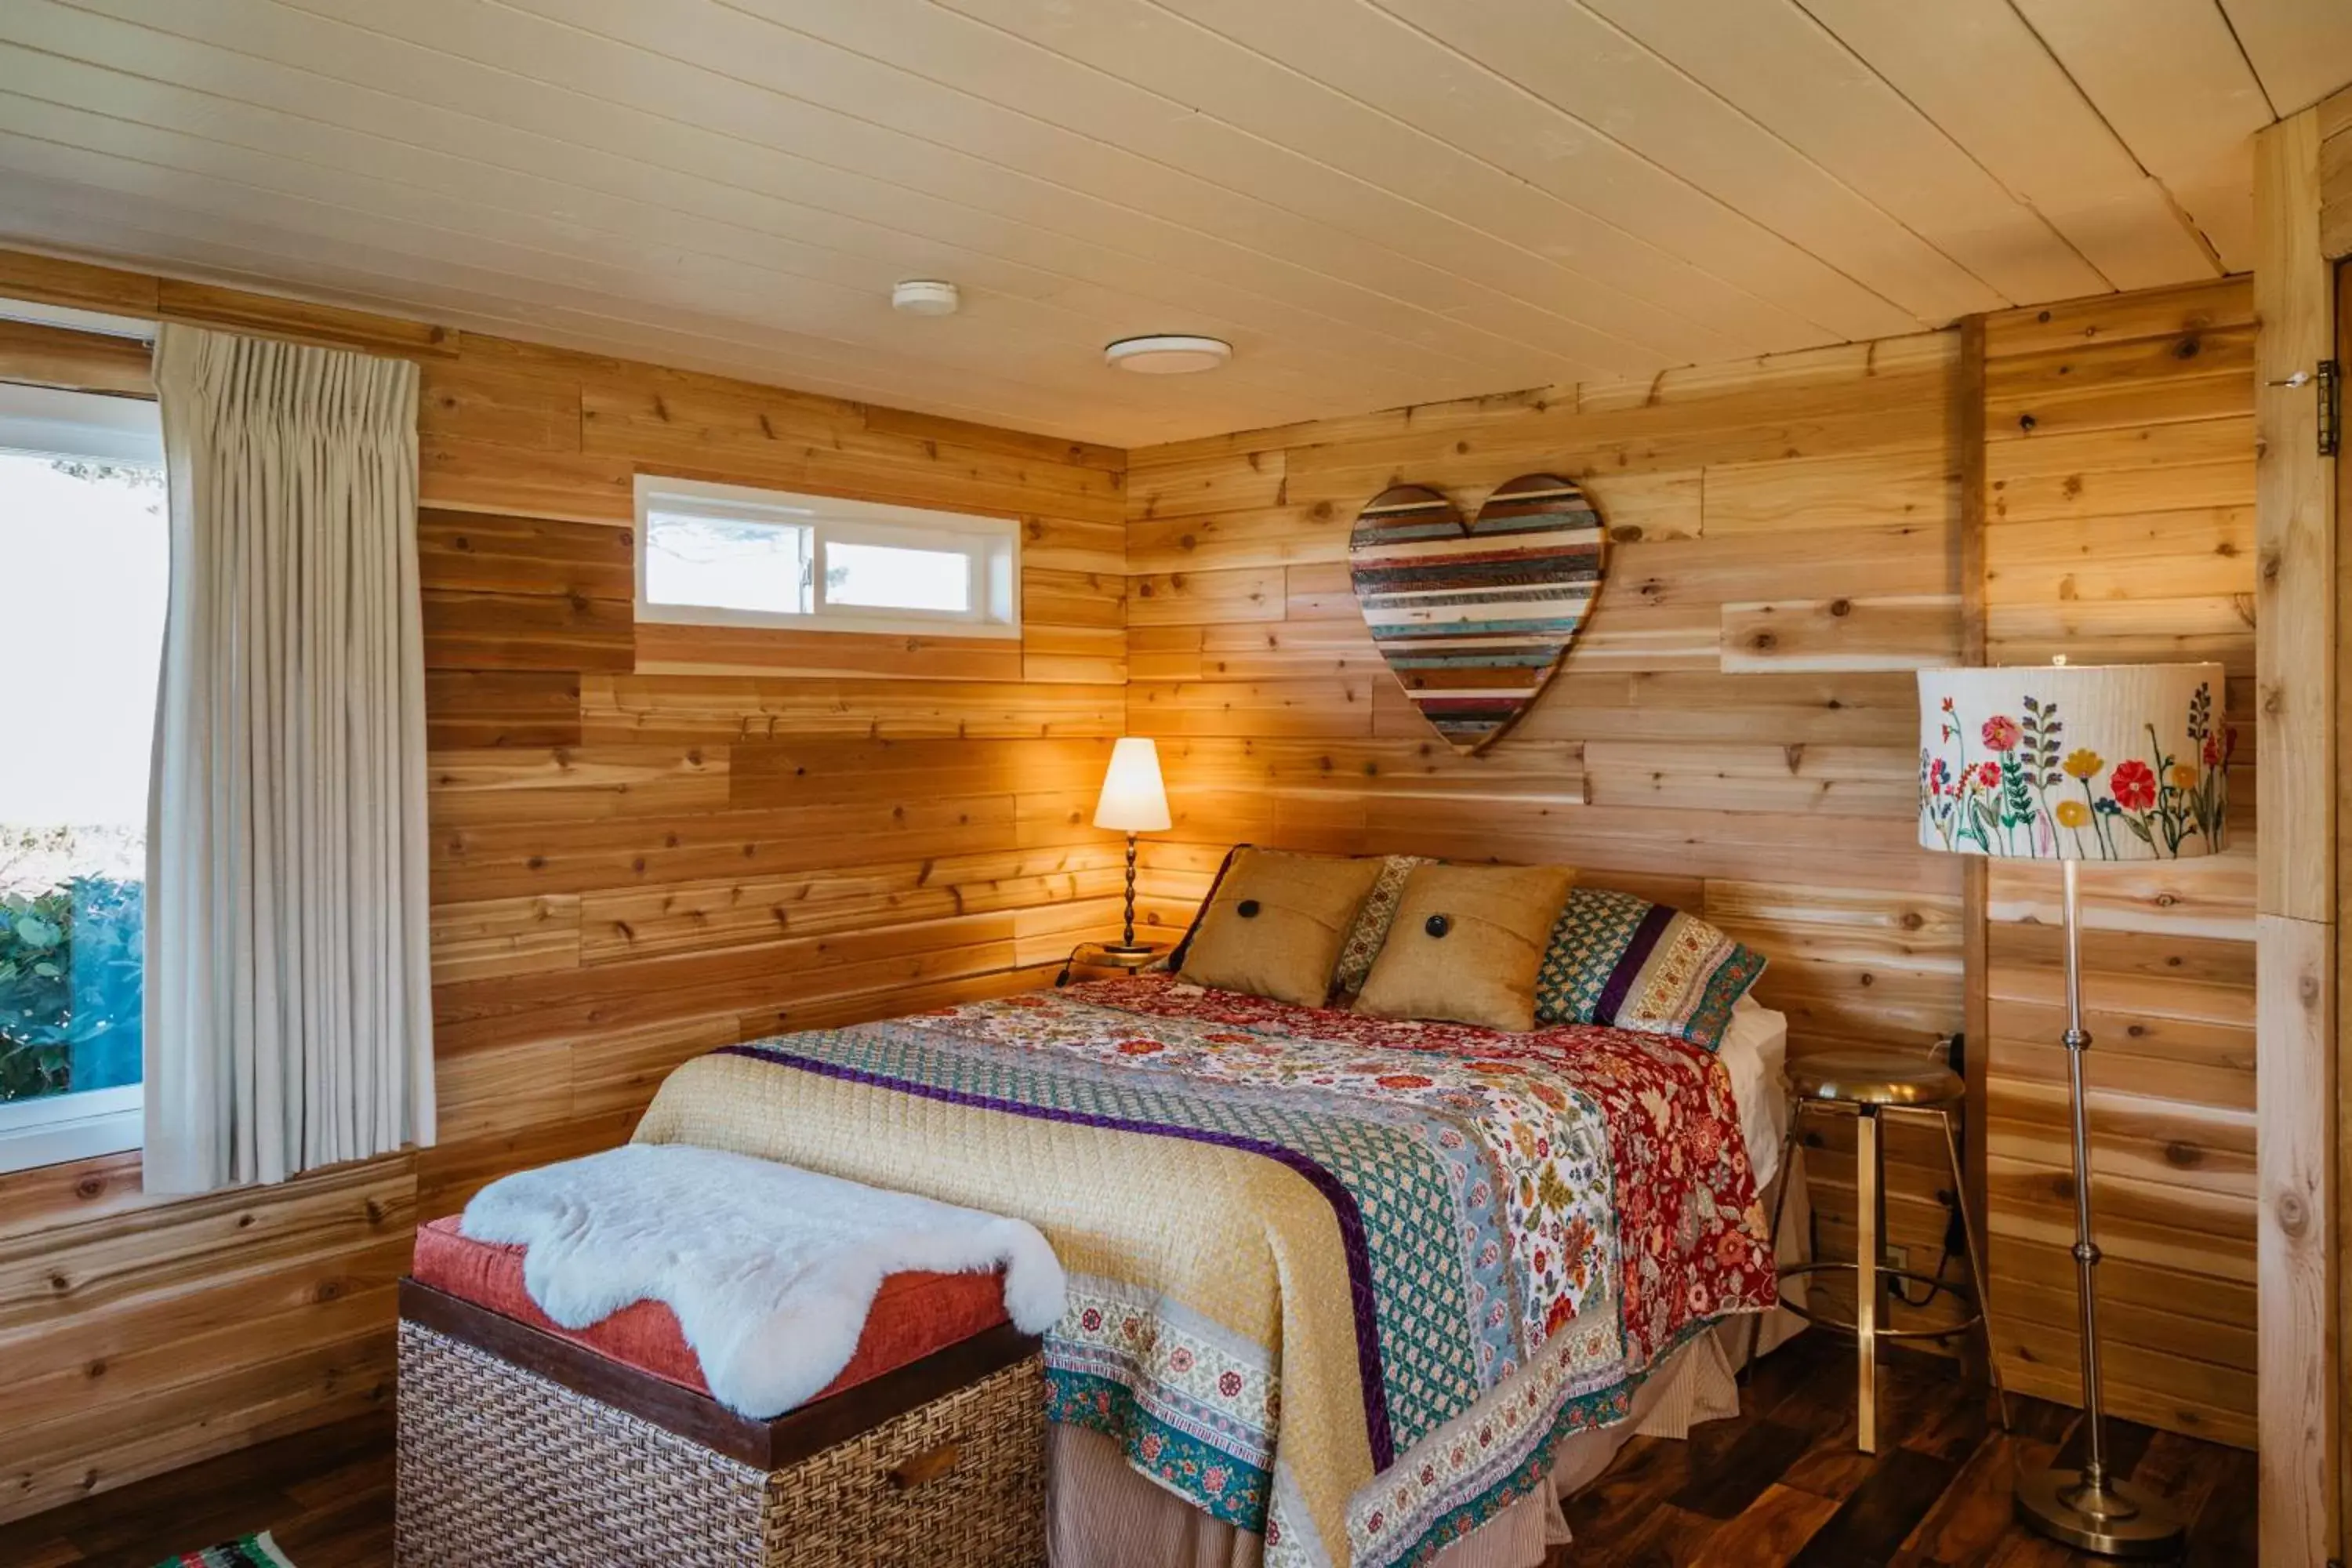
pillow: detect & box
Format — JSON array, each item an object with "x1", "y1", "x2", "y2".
[
  {"x1": 1532, "y1": 888, "x2": 1766, "y2": 1051},
  {"x1": 1330, "y1": 853, "x2": 1436, "y2": 1000},
  {"x1": 1352, "y1": 863, "x2": 1577, "y2": 1033},
  {"x1": 1177, "y1": 848, "x2": 1386, "y2": 1007},
  {"x1": 1166, "y1": 843, "x2": 1247, "y2": 975}
]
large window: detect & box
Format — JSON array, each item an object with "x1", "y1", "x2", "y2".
[
  {"x1": 635, "y1": 475, "x2": 1020, "y2": 638},
  {"x1": 0, "y1": 381, "x2": 165, "y2": 1171}
]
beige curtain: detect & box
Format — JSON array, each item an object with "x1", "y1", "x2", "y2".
[{"x1": 143, "y1": 324, "x2": 434, "y2": 1193}]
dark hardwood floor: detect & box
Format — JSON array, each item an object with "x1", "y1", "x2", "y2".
[
  {"x1": 1555, "y1": 1332, "x2": 2256, "y2": 1566},
  {"x1": 0, "y1": 1412, "x2": 395, "y2": 1568},
  {"x1": 0, "y1": 1331, "x2": 2253, "y2": 1567}
]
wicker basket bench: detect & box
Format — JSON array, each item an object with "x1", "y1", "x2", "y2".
[{"x1": 394, "y1": 1275, "x2": 1047, "y2": 1567}]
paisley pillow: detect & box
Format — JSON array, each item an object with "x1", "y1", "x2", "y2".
[
  {"x1": 1533, "y1": 888, "x2": 1765, "y2": 1051},
  {"x1": 1330, "y1": 853, "x2": 1435, "y2": 1000}
]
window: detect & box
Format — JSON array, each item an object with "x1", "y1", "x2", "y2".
[
  {"x1": 635, "y1": 475, "x2": 1020, "y2": 638},
  {"x1": 0, "y1": 380, "x2": 165, "y2": 1172}
]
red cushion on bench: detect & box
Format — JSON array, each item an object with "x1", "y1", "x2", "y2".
[{"x1": 412, "y1": 1214, "x2": 1011, "y2": 1402}]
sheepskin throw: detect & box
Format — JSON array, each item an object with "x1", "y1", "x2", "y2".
[{"x1": 461, "y1": 1144, "x2": 1066, "y2": 1417}]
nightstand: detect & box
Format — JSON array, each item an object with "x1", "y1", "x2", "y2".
[{"x1": 1054, "y1": 940, "x2": 1168, "y2": 986}]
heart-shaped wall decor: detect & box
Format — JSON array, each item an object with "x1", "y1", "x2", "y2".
[{"x1": 1348, "y1": 474, "x2": 1606, "y2": 755}]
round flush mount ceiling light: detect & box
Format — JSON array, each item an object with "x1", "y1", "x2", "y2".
[
  {"x1": 1104, "y1": 334, "x2": 1232, "y2": 374},
  {"x1": 891, "y1": 279, "x2": 961, "y2": 316}
]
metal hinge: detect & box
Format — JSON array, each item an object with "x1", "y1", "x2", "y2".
[
  {"x1": 2271, "y1": 362, "x2": 2342, "y2": 456},
  {"x1": 2321, "y1": 359, "x2": 2340, "y2": 458}
]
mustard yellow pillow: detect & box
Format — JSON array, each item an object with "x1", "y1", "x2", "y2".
[
  {"x1": 1178, "y1": 848, "x2": 1385, "y2": 1007},
  {"x1": 1352, "y1": 863, "x2": 1578, "y2": 1033}
]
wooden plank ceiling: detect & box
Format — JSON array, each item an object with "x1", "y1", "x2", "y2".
[{"x1": 0, "y1": 0, "x2": 2344, "y2": 446}]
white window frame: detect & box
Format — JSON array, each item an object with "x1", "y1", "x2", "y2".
[
  {"x1": 0, "y1": 1084, "x2": 142, "y2": 1171},
  {"x1": 0, "y1": 379, "x2": 163, "y2": 465},
  {"x1": 0, "y1": 371, "x2": 160, "y2": 1174},
  {"x1": 633, "y1": 474, "x2": 1022, "y2": 640}
]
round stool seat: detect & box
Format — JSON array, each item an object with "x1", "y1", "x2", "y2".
[{"x1": 1788, "y1": 1049, "x2": 1963, "y2": 1108}]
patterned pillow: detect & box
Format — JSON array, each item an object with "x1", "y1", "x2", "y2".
[
  {"x1": 1330, "y1": 854, "x2": 1433, "y2": 1000},
  {"x1": 1533, "y1": 888, "x2": 1765, "y2": 1051}
]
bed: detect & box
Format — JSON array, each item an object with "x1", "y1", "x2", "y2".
[{"x1": 634, "y1": 970, "x2": 1801, "y2": 1568}]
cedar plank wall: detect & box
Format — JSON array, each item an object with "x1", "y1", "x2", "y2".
[
  {"x1": 1122, "y1": 278, "x2": 2262, "y2": 1447},
  {"x1": 2323, "y1": 89, "x2": 2352, "y2": 262},
  {"x1": 1121, "y1": 332, "x2": 1981, "y2": 1357},
  {"x1": 1980, "y1": 279, "x2": 2259, "y2": 1449},
  {"x1": 0, "y1": 246, "x2": 1130, "y2": 1523}
]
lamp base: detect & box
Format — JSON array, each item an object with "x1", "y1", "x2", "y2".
[
  {"x1": 1092, "y1": 942, "x2": 1159, "y2": 958},
  {"x1": 2014, "y1": 1466, "x2": 2186, "y2": 1558}
]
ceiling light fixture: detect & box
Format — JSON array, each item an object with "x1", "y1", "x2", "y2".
[
  {"x1": 891, "y1": 280, "x2": 961, "y2": 316},
  {"x1": 1105, "y1": 335, "x2": 1232, "y2": 374}
]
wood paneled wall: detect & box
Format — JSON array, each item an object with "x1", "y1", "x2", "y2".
[
  {"x1": 0, "y1": 246, "x2": 1131, "y2": 1523},
  {"x1": 1122, "y1": 282, "x2": 2269, "y2": 1447},
  {"x1": 1978, "y1": 278, "x2": 2260, "y2": 1449},
  {"x1": 2322, "y1": 86, "x2": 2352, "y2": 262},
  {"x1": 1121, "y1": 332, "x2": 1980, "y2": 1351},
  {"x1": 2255, "y1": 99, "x2": 2343, "y2": 1563}
]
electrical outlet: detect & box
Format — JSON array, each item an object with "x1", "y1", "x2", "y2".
[{"x1": 1882, "y1": 1244, "x2": 1908, "y2": 1274}]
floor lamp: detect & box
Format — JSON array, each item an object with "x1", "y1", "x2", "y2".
[{"x1": 1916, "y1": 661, "x2": 2227, "y2": 1559}]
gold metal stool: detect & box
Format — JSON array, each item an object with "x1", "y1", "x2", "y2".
[{"x1": 1762, "y1": 1048, "x2": 2009, "y2": 1453}]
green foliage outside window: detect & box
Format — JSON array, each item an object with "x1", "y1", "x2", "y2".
[{"x1": 0, "y1": 877, "x2": 143, "y2": 1104}]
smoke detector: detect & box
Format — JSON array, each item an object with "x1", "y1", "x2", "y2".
[
  {"x1": 1105, "y1": 335, "x2": 1232, "y2": 374},
  {"x1": 891, "y1": 280, "x2": 961, "y2": 317}
]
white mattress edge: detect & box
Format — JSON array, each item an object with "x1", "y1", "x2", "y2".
[{"x1": 1718, "y1": 1003, "x2": 1790, "y2": 1186}]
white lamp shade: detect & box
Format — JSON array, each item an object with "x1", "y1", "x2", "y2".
[
  {"x1": 1917, "y1": 663, "x2": 2230, "y2": 862},
  {"x1": 1092, "y1": 737, "x2": 1171, "y2": 833}
]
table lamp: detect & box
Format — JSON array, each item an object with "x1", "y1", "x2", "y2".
[
  {"x1": 1092, "y1": 737, "x2": 1171, "y2": 956},
  {"x1": 1916, "y1": 659, "x2": 2227, "y2": 1558}
]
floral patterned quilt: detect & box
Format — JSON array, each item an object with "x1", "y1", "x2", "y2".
[{"x1": 633, "y1": 974, "x2": 1774, "y2": 1568}]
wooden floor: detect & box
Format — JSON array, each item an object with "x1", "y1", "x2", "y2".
[
  {"x1": 0, "y1": 1332, "x2": 2254, "y2": 1567},
  {"x1": 1556, "y1": 1333, "x2": 2256, "y2": 1566}
]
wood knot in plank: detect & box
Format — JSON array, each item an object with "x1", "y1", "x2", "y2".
[{"x1": 2276, "y1": 1189, "x2": 2310, "y2": 1238}]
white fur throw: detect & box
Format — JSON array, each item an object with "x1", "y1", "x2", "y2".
[{"x1": 460, "y1": 1144, "x2": 1066, "y2": 1418}]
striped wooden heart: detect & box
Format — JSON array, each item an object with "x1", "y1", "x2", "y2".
[{"x1": 1348, "y1": 474, "x2": 1606, "y2": 755}]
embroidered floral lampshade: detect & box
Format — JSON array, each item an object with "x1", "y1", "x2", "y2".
[{"x1": 1915, "y1": 663, "x2": 2230, "y2": 862}]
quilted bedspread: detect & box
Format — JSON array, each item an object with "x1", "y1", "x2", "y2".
[{"x1": 633, "y1": 974, "x2": 1774, "y2": 1568}]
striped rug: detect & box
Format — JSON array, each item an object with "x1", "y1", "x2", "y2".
[
  {"x1": 151, "y1": 1532, "x2": 296, "y2": 1568},
  {"x1": 1348, "y1": 474, "x2": 1606, "y2": 753}
]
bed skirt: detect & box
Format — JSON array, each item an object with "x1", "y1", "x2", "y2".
[{"x1": 1046, "y1": 1160, "x2": 1809, "y2": 1568}]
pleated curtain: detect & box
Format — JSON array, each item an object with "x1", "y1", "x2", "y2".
[{"x1": 143, "y1": 323, "x2": 434, "y2": 1193}]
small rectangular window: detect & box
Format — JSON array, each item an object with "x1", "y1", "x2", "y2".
[{"x1": 633, "y1": 476, "x2": 1018, "y2": 638}]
